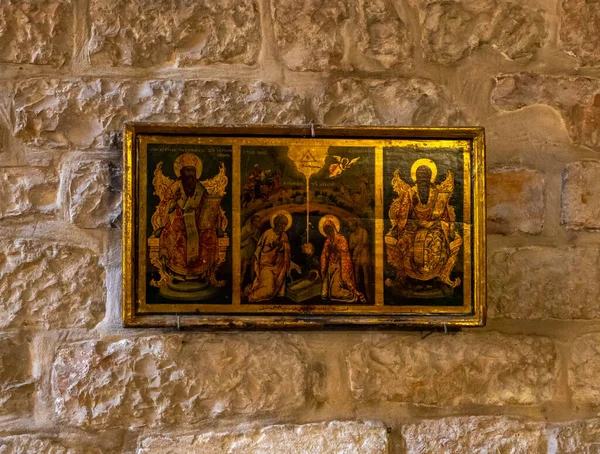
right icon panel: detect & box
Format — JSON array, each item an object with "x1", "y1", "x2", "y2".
[{"x1": 383, "y1": 146, "x2": 469, "y2": 307}]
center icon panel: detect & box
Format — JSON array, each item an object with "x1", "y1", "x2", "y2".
[{"x1": 240, "y1": 145, "x2": 376, "y2": 305}]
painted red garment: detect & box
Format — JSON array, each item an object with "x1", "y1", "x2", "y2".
[
  {"x1": 320, "y1": 226, "x2": 360, "y2": 303},
  {"x1": 158, "y1": 180, "x2": 220, "y2": 279}
]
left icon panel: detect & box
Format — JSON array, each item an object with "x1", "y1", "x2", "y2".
[{"x1": 145, "y1": 144, "x2": 233, "y2": 304}]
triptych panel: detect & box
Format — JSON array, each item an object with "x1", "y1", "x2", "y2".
[{"x1": 123, "y1": 126, "x2": 485, "y2": 328}]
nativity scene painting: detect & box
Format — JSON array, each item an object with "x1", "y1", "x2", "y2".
[{"x1": 240, "y1": 145, "x2": 375, "y2": 305}]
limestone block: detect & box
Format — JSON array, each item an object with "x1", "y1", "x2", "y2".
[
  {"x1": 12, "y1": 79, "x2": 307, "y2": 149},
  {"x1": 271, "y1": 0, "x2": 349, "y2": 71},
  {"x1": 562, "y1": 161, "x2": 600, "y2": 230},
  {"x1": 51, "y1": 334, "x2": 310, "y2": 428},
  {"x1": 87, "y1": 0, "x2": 259, "y2": 67},
  {"x1": 401, "y1": 417, "x2": 545, "y2": 453},
  {"x1": 0, "y1": 167, "x2": 57, "y2": 219},
  {"x1": 355, "y1": 0, "x2": 412, "y2": 69},
  {"x1": 570, "y1": 333, "x2": 600, "y2": 407},
  {"x1": 0, "y1": 435, "x2": 104, "y2": 454},
  {"x1": 138, "y1": 421, "x2": 388, "y2": 453},
  {"x1": 346, "y1": 333, "x2": 554, "y2": 406},
  {"x1": 66, "y1": 159, "x2": 121, "y2": 229},
  {"x1": 0, "y1": 334, "x2": 33, "y2": 418},
  {"x1": 492, "y1": 74, "x2": 600, "y2": 151},
  {"x1": 483, "y1": 105, "x2": 572, "y2": 166},
  {"x1": 0, "y1": 239, "x2": 105, "y2": 330},
  {"x1": 488, "y1": 246, "x2": 600, "y2": 319},
  {"x1": 408, "y1": 0, "x2": 547, "y2": 64},
  {"x1": 0, "y1": 0, "x2": 72, "y2": 66},
  {"x1": 548, "y1": 420, "x2": 600, "y2": 453},
  {"x1": 313, "y1": 78, "x2": 464, "y2": 126},
  {"x1": 560, "y1": 0, "x2": 600, "y2": 66},
  {"x1": 487, "y1": 167, "x2": 544, "y2": 235}
]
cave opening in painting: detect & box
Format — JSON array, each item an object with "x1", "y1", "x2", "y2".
[{"x1": 124, "y1": 125, "x2": 485, "y2": 328}]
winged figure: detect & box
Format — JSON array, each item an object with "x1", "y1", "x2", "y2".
[{"x1": 328, "y1": 155, "x2": 360, "y2": 178}]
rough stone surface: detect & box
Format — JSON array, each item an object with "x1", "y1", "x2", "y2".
[
  {"x1": 487, "y1": 167, "x2": 544, "y2": 235},
  {"x1": 401, "y1": 417, "x2": 545, "y2": 453},
  {"x1": 562, "y1": 161, "x2": 600, "y2": 230},
  {"x1": 560, "y1": 0, "x2": 600, "y2": 67},
  {"x1": 0, "y1": 435, "x2": 104, "y2": 454},
  {"x1": 2, "y1": 0, "x2": 600, "y2": 449},
  {"x1": 548, "y1": 420, "x2": 600, "y2": 453},
  {"x1": 488, "y1": 246, "x2": 600, "y2": 319},
  {"x1": 0, "y1": 0, "x2": 72, "y2": 66},
  {"x1": 12, "y1": 79, "x2": 307, "y2": 149},
  {"x1": 0, "y1": 334, "x2": 33, "y2": 418},
  {"x1": 271, "y1": 0, "x2": 349, "y2": 71},
  {"x1": 312, "y1": 78, "x2": 464, "y2": 125},
  {"x1": 138, "y1": 421, "x2": 388, "y2": 454},
  {"x1": 492, "y1": 74, "x2": 600, "y2": 151},
  {"x1": 0, "y1": 239, "x2": 105, "y2": 330},
  {"x1": 87, "y1": 0, "x2": 260, "y2": 67},
  {"x1": 51, "y1": 334, "x2": 310, "y2": 428},
  {"x1": 570, "y1": 333, "x2": 600, "y2": 407},
  {"x1": 346, "y1": 333, "x2": 555, "y2": 406},
  {"x1": 66, "y1": 159, "x2": 121, "y2": 229},
  {"x1": 355, "y1": 0, "x2": 412, "y2": 69},
  {"x1": 409, "y1": 0, "x2": 547, "y2": 64},
  {"x1": 0, "y1": 167, "x2": 58, "y2": 219}
]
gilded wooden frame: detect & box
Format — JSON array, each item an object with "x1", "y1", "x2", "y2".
[{"x1": 123, "y1": 123, "x2": 486, "y2": 328}]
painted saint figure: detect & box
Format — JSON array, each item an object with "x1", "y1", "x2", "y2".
[
  {"x1": 155, "y1": 154, "x2": 227, "y2": 282},
  {"x1": 385, "y1": 158, "x2": 462, "y2": 289},
  {"x1": 348, "y1": 218, "x2": 371, "y2": 302},
  {"x1": 319, "y1": 215, "x2": 366, "y2": 303},
  {"x1": 246, "y1": 211, "x2": 300, "y2": 302},
  {"x1": 240, "y1": 214, "x2": 262, "y2": 287}
]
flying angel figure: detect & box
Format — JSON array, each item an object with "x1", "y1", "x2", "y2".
[{"x1": 328, "y1": 156, "x2": 360, "y2": 178}]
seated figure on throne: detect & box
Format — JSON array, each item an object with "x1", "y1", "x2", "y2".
[
  {"x1": 149, "y1": 153, "x2": 229, "y2": 300},
  {"x1": 385, "y1": 158, "x2": 462, "y2": 296}
]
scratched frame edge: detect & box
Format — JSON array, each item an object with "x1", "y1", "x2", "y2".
[{"x1": 122, "y1": 123, "x2": 486, "y2": 329}]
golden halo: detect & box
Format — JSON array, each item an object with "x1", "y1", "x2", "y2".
[
  {"x1": 318, "y1": 215, "x2": 340, "y2": 237},
  {"x1": 174, "y1": 153, "x2": 203, "y2": 178},
  {"x1": 270, "y1": 210, "x2": 292, "y2": 231},
  {"x1": 410, "y1": 158, "x2": 437, "y2": 183}
]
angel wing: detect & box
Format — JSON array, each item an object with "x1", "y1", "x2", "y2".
[
  {"x1": 152, "y1": 162, "x2": 174, "y2": 201},
  {"x1": 151, "y1": 162, "x2": 175, "y2": 232},
  {"x1": 388, "y1": 169, "x2": 411, "y2": 230},
  {"x1": 391, "y1": 169, "x2": 411, "y2": 196},
  {"x1": 201, "y1": 161, "x2": 228, "y2": 197},
  {"x1": 436, "y1": 170, "x2": 454, "y2": 193},
  {"x1": 348, "y1": 157, "x2": 360, "y2": 166}
]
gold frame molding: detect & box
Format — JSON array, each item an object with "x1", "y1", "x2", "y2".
[{"x1": 123, "y1": 123, "x2": 486, "y2": 329}]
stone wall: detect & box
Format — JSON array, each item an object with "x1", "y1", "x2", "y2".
[{"x1": 0, "y1": 0, "x2": 599, "y2": 452}]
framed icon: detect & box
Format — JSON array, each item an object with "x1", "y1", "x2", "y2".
[{"x1": 123, "y1": 124, "x2": 486, "y2": 328}]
